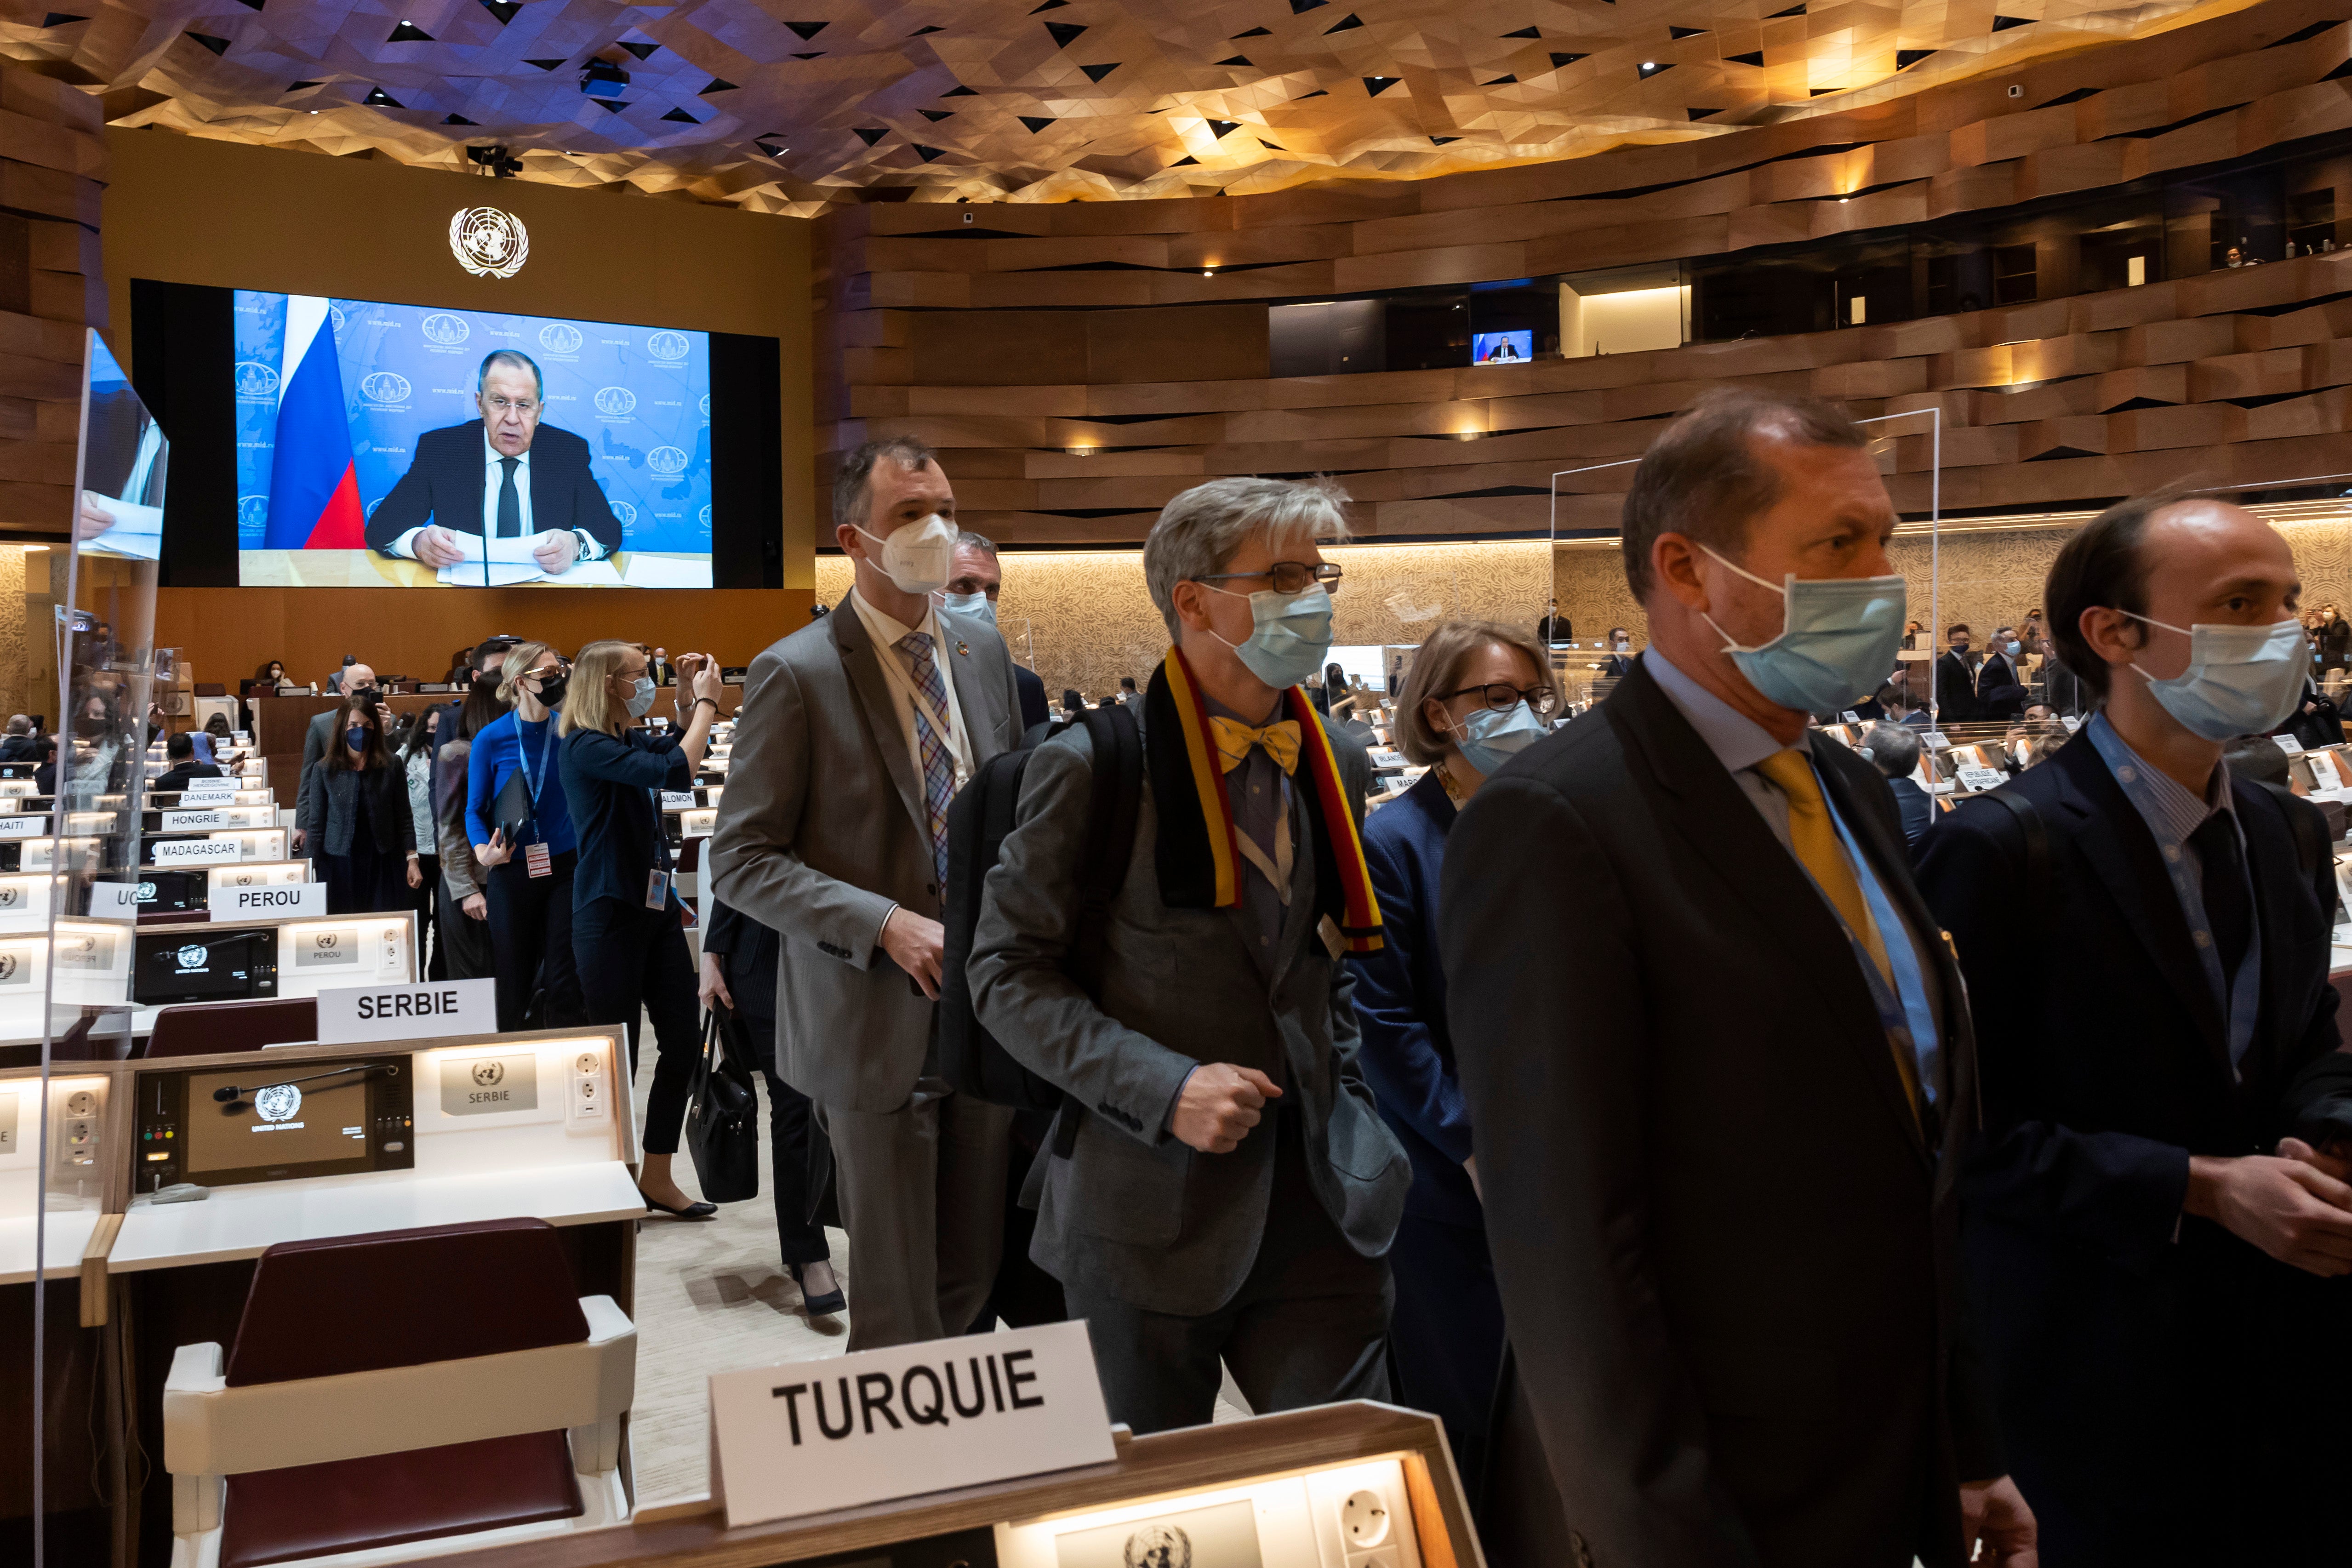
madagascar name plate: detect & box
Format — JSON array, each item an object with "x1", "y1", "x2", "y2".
[{"x1": 708, "y1": 1320, "x2": 1115, "y2": 1528}]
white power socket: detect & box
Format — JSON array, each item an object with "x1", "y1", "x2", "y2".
[{"x1": 1339, "y1": 1488, "x2": 1391, "y2": 1551}]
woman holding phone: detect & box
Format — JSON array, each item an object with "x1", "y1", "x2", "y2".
[
  {"x1": 465, "y1": 640, "x2": 585, "y2": 1031},
  {"x1": 297, "y1": 690, "x2": 422, "y2": 915},
  {"x1": 559, "y1": 641, "x2": 726, "y2": 1218}
]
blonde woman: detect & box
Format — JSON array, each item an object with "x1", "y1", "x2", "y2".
[
  {"x1": 1347, "y1": 616, "x2": 1557, "y2": 1499},
  {"x1": 463, "y1": 640, "x2": 584, "y2": 1032},
  {"x1": 559, "y1": 639, "x2": 727, "y2": 1219}
]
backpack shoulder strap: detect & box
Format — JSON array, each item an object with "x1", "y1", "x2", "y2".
[
  {"x1": 1052, "y1": 705, "x2": 1145, "y2": 1159},
  {"x1": 1983, "y1": 787, "x2": 2049, "y2": 905}
]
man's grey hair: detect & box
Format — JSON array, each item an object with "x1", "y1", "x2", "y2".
[
  {"x1": 956, "y1": 529, "x2": 998, "y2": 555},
  {"x1": 1143, "y1": 476, "x2": 1351, "y2": 641},
  {"x1": 4, "y1": 715, "x2": 25, "y2": 735},
  {"x1": 1619, "y1": 388, "x2": 1867, "y2": 602},
  {"x1": 1861, "y1": 721, "x2": 1923, "y2": 778},
  {"x1": 833, "y1": 436, "x2": 937, "y2": 531},
  {"x1": 477, "y1": 350, "x2": 543, "y2": 402}
]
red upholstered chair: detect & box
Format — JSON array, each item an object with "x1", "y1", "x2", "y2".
[
  {"x1": 162, "y1": 1217, "x2": 635, "y2": 1566},
  {"x1": 138, "y1": 997, "x2": 319, "y2": 1058}
]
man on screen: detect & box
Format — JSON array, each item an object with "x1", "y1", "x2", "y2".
[{"x1": 364, "y1": 349, "x2": 622, "y2": 573}]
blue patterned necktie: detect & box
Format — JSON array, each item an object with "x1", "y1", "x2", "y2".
[{"x1": 896, "y1": 632, "x2": 955, "y2": 882}]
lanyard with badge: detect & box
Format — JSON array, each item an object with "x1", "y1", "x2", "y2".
[
  {"x1": 517, "y1": 718, "x2": 554, "y2": 878},
  {"x1": 644, "y1": 745, "x2": 676, "y2": 911}
]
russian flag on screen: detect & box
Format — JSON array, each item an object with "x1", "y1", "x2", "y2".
[{"x1": 262, "y1": 295, "x2": 365, "y2": 549}]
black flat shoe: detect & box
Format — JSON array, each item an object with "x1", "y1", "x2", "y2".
[
  {"x1": 790, "y1": 1262, "x2": 846, "y2": 1316},
  {"x1": 643, "y1": 1194, "x2": 717, "y2": 1220}
]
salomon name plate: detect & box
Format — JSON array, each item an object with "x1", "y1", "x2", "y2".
[{"x1": 708, "y1": 1319, "x2": 1115, "y2": 1527}]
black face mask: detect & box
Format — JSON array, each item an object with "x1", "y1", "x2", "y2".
[
  {"x1": 348, "y1": 684, "x2": 378, "y2": 702},
  {"x1": 73, "y1": 714, "x2": 106, "y2": 739},
  {"x1": 530, "y1": 672, "x2": 568, "y2": 711}
]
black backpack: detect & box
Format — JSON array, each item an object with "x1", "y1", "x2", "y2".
[{"x1": 937, "y1": 704, "x2": 1143, "y2": 1146}]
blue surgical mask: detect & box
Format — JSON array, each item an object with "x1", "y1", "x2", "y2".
[
  {"x1": 2125, "y1": 612, "x2": 2306, "y2": 741},
  {"x1": 625, "y1": 675, "x2": 657, "y2": 719},
  {"x1": 344, "y1": 725, "x2": 369, "y2": 752},
  {"x1": 1698, "y1": 543, "x2": 1908, "y2": 714},
  {"x1": 1452, "y1": 701, "x2": 1547, "y2": 777},
  {"x1": 1204, "y1": 583, "x2": 1334, "y2": 690},
  {"x1": 2004, "y1": 640, "x2": 2022, "y2": 656},
  {"x1": 938, "y1": 589, "x2": 996, "y2": 624}
]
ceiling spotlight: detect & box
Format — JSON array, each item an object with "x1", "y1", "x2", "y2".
[
  {"x1": 1202, "y1": 269, "x2": 1214, "y2": 277},
  {"x1": 1067, "y1": 446, "x2": 1096, "y2": 457},
  {"x1": 1839, "y1": 196, "x2": 1849, "y2": 203},
  {"x1": 1641, "y1": 60, "x2": 1656, "y2": 69}
]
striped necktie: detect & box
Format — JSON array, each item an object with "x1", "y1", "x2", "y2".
[{"x1": 896, "y1": 632, "x2": 954, "y2": 883}]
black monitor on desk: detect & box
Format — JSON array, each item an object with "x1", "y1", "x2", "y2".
[
  {"x1": 135, "y1": 869, "x2": 207, "y2": 915},
  {"x1": 131, "y1": 1051, "x2": 415, "y2": 1192},
  {"x1": 131, "y1": 926, "x2": 278, "y2": 1005}
]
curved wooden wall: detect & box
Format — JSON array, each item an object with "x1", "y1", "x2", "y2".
[{"x1": 815, "y1": 0, "x2": 2352, "y2": 544}]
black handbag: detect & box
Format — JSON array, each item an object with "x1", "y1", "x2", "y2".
[{"x1": 685, "y1": 1003, "x2": 760, "y2": 1203}]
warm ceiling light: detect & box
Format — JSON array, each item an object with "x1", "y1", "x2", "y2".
[
  {"x1": 23, "y1": 545, "x2": 46, "y2": 552},
  {"x1": 1202, "y1": 269, "x2": 1214, "y2": 277},
  {"x1": 1641, "y1": 61, "x2": 1656, "y2": 69}
]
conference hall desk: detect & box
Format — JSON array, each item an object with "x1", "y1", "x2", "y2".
[
  {"x1": 0, "y1": 1027, "x2": 644, "y2": 1565},
  {"x1": 241, "y1": 549, "x2": 714, "y2": 590}
]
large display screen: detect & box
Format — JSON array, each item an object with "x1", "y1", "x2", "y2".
[
  {"x1": 1472, "y1": 330, "x2": 1531, "y2": 364},
  {"x1": 184, "y1": 1064, "x2": 370, "y2": 1178},
  {"x1": 232, "y1": 291, "x2": 713, "y2": 589}
]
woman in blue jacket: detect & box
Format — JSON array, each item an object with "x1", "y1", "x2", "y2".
[
  {"x1": 466, "y1": 641, "x2": 585, "y2": 1031},
  {"x1": 1348, "y1": 618, "x2": 1556, "y2": 1503},
  {"x1": 560, "y1": 639, "x2": 726, "y2": 1219}
]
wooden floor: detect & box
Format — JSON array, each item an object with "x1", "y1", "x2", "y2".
[{"x1": 622, "y1": 1034, "x2": 1247, "y2": 1508}]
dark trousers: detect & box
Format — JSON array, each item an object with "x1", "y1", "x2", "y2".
[
  {"x1": 1061, "y1": 1109, "x2": 1393, "y2": 1435},
  {"x1": 734, "y1": 994, "x2": 832, "y2": 1267},
  {"x1": 484, "y1": 850, "x2": 583, "y2": 1032},
  {"x1": 573, "y1": 895, "x2": 699, "y2": 1157},
  {"x1": 1389, "y1": 1210, "x2": 1506, "y2": 1504},
  {"x1": 437, "y1": 872, "x2": 495, "y2": 980}
]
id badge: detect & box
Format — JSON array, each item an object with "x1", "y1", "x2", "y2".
[
  {"x1": 525, "y1": 840, "x2": 553, "y2": 879},
  {"x1": 646, "y1": 868, "x2": 670, "y2": 910}
]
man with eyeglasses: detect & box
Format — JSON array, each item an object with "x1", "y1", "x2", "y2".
[
  {"x1": 365, "y1": 349, "x2": 623, "y2": 577},
  {"x1": 967, "y1": 475, "x2": 1408, "y2": 1434}
]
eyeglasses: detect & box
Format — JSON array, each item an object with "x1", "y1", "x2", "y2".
[
  {"x1": 1193, "y1": 561, "x2": 1344, "y2": 596},
  {"x1": 1440, "y1": 682, "x2": 1559, "y2": 718}
]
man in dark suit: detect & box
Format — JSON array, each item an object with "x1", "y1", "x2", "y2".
[
  {"x1": 153, "y1": 731, "x2": 226, "y2": 795},
  {"x1": 1863, "y1": 719, "x2": 1936, "y2": 850},
  {"x1": 647, "y1": 647, "x2": 676, "y2": 687},
  {"x1": 1917, "y1": 494, "x2": 2352, "y2": 1564},
  {"x1": 1976, "y1": 627, "x2": 2027, "y2": 721},
  {"x1": 1536, "y1": 597, "x2": 1573, "y2": 646},
  {"x1": 1935, "y1": 625, "x2": 1983, "y2": 723},
  {"x1": 363, "y1": 349, "x2": 622, "y2": 575},
  {"x1": 1444, "y1": 389, "x2": 2034, "y2": 1568},
  {"x1": 944, "y1": 530, "x2": 1051, "y2": 734}
]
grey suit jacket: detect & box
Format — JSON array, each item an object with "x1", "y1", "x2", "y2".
[
  {"x1": 708, "y1": 594, "x2": 1021, "y2": 1112},
  {"x1": 968, "y1": 724, "x2": 1408, "y2": 1317}
]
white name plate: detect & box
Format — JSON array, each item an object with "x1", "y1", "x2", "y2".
[
  {"x1": 708, "y1": 1320, "x2": 1115, "y2": 1528},
  {"x1": 162, "y1": 809, "x2": 228, "y2": 831},
  {"x1": 154, "y1": 838, "x2": 241, "y2": 864},
  {"x1": 0, "y1": 815, "x2": 49, "y2": 838},
  {"x1": 2275, "y1": 733, "x2": 2306, "y2": 754},
  {"x1": 87, "y1": 881, "x2": 140, "y2": 922},
  {"x1": 211, "y1": 881, "x2": 326, "y2": 921},
  {"x1": 316, "y1": 977, "x2": 495, "y2": 1043},
  {"x1": 178, "y1": 779, "x2": 239, "y2": 799},
  {"x1": 1955, "y1": 764, "x2": 2007, "y2": 793}
]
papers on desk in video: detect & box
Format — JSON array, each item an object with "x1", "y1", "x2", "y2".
[
  {"x1": 80, "y1": 494, "x2": 164, "y2": 561},
  {"x1": 432, "y1": 535, "x2": 711, "y2": 588}
]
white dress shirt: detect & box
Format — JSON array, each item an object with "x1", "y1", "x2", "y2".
[
  {"x1": 848, "y1": 587, "x2": 973, "y2": 789},
  {"x1": 387, "y1": 431, "x2": 607, "y2": 563}
]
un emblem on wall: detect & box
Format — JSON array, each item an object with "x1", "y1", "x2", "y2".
[
  {"x1": 647, "y1": 330, "x2": 690, "y2": 362},
  {"x1": 594, "y1": 386, "x2": 637, "y2": 417},
  {"x1": 647, "y1": 445, "x2": 687, "y2": 475},
  {"x1": 253, "y1": 1083, "x2": 303, "y2": 1123},
  {"x1": 538, "y1": 321, "x2": 583, "y2": 354},
  {"x1": 449, "y1": 205, "x2": 530, "y2": 279},
  {"x1": 360, "y1": 371, "x2": 412, "y2": 405},
  {"x1": 422, "y1": 312, "x2": 470, "y2": 346},
  {"x1": 1122, "y1": 1525, "x2": 1190, "y2": 1568}
]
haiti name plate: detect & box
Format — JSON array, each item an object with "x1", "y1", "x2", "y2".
[{"x1": 708, "y1": 1319, "x2": 1115, "y2": 1528}]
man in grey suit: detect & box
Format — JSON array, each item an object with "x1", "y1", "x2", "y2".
[
  {"x1": 292, "y1": 660, "x2": 377, "y2": 855},
  {"x1": 968, "y1": 475, "x2": 1409, "y2": 1432},
  {"x1": 708, "y1": 436, "x2": 1022, "y2": 1351}
]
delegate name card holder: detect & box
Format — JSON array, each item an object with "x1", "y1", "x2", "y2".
[
  {"x1": 1954, "y1": 764, "x2": 2008, "y2": 794},
  {"x1": 316, "y1": 977, "x2": 495, "y2": 1043},
  {"x1": 211, "y1": 881, "x2": 326, "y2": 921},
  {"x1": 708, "y1": 1319, "x2": 1116, "y2": 1529}
]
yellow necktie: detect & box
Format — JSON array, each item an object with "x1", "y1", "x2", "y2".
[
  {"x1": 1753, "y1": 748, "x2": 1923, "y2": 1119},
  {"x1": 1210, "y1": 716, "x2": 1302, "y2": 775}
]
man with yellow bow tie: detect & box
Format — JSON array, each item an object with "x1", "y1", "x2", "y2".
[{"x1": 968, "y1": 475, "x2": 1407, "y2": 1435}]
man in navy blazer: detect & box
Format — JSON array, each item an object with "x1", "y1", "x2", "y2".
[
  {"x1": 1918, "y1": 493, "x2": 2352, "y2": 1563},
  {"x1": 364, "y1": 350, "x2": 622, "y2": 575}
]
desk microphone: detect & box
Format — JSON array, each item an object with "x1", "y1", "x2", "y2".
[{"x1": 212, "y1": 1061, "x2": 399, "y2": 1104}]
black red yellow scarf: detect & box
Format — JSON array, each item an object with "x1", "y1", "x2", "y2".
[{"x1": 1145, "y1": 647, "x2": 1384, "y2": 953}]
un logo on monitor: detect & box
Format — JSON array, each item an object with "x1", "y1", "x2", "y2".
[
  {"x1": 234, "y1": 361, "x2": 280, "y2": 400},
  {"x1": 449, "y1": 206, "x2": 530, "y2": 279},
  {"x1": 647, "y1": 445, "x2": 688, "y2": 475},
  {"x1": 174, "y1": 944, "x2": 208, "y2": 972},
  {"x1": 594, "y1": 386, "x2": 637, "y2": 418},
  {"x1": 421, "y1": 313, "x2": 470, "y2": 346},
  {"x1": 647, "y1": 331, "x2": 690, "y2": 363},
  {"x1": 360, "y1": 371, "x2": 412, "y2": 406},
  {"x1": 538, "y1": 321, "x2": 583, "y2": 355},
  {"x1": 253, "y1": 1083, "x2": 303, "y2": 1123}
]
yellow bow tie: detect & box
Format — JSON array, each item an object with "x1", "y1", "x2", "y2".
[{"x1": 1210, "y1": 716, "x2": 1302, "y2": 775}]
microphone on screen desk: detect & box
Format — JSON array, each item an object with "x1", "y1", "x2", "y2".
[{"x1": 211, "y1": 1061, "x2": 400, "y2": 1105}]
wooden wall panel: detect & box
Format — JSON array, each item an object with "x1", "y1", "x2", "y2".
[
  {"x1": 813, "y1": 0, "x2": 2352, "y2": 550},
  {"x1": 0, "y1": 61, "x2": 106, "y2": 540}
]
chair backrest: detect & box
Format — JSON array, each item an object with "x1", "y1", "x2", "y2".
[
  {"x1": 674, "y1": 835, "x2": 701, "y2": 874},
  {"x1": 139, "y1": 997, "x2": 319, "y2": 1059},
  {"x1": 226, "y1": 1217, "x2": 588, "y2": 1386}
]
